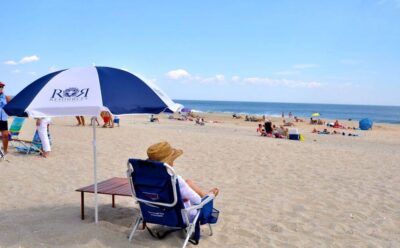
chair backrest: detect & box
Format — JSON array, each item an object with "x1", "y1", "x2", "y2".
[
  {"x1": 127, "y1": 159, "x2": 186, "y2": 228},
  {"x1": 9, "y1": 117, "x2": 25, "y2": 138},
  {"x1": 31, "y1": 131, "x2": 43, "y2": 149},
  {"x1": 31, "y1": 130, "x2": 52, "y2": 146}
]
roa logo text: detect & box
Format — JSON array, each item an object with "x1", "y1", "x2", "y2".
[{"x1": 50, "y1": 87, "x2": 90, "y2": 102}]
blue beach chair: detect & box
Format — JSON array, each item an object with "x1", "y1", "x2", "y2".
[
  {"x1": 14, "y1": 130, "x2": 52, "y2": 154},
  {"x1": 127, "y1": 159, "x2": 219, "y2": 248}
]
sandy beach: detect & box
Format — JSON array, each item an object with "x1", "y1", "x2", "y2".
[{"x1": 1, "y1": 114, "x2": 399, "y2": 247}]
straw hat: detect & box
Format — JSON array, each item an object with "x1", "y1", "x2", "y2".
[{"x1": 147, "y1": 141, "x2": 183, "y2": 165}]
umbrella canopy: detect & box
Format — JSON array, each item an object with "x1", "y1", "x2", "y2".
[
  {"x1": 311, "y1": 112, "x2": 320, "y2": 117},
  {"x1": 4, "y1": 66, "x2": 179, "y2": 223},
  {"x1": 181, "y1": 107, "x2": 192, "y2": 113},
  {"x1": 359, "y1": 118, "x2": 373, "y2": 130},
  {"x1": 4, "y1": 66, "x2": 179, "y2": 117}
]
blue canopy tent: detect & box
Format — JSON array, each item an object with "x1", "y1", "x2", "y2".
[{"x1": 359, "y1": 118, "x2": 373, "y2": 130}]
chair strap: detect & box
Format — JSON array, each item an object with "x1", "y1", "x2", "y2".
[{"x1": 146, "y1": 226, "x2": 182, "y2": 239}]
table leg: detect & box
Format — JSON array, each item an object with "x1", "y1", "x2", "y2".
[
  {"x1": 112, "y1": 195, "x2": 115, "y2": 208},
  {"x1": 81, "y1": 192, "x2": 85, "y2": 220}
]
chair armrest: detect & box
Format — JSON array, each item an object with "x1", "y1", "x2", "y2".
[{"x1": 183, "y1": 193, "x2": 215, "y2": 212}]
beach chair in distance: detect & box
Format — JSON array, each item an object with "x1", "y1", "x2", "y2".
[{"x1": 127, "y1": 159, "x2": 219, "y2": 248}]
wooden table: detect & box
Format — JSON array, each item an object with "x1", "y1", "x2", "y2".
[{"x1": 75, "y1": 177, "x2": 132, "y2": 220}]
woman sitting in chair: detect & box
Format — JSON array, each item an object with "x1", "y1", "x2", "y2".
[{"x1": 146, "y1": 142, "x2": 219, "y2": 211}]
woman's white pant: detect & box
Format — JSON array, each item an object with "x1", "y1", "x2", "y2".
[{"x1": 38, "y1": 126, "x2": 51, "y2": 152}]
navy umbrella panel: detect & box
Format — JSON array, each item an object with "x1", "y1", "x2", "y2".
[
  {"x1": 4, "y1": 66, "x2": 179, "y2": 117},
  {"x1": 4, "y1": 66, "x2": 179, "y2": 223}
]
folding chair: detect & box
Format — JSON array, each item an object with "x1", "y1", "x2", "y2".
[
  {"x1": 14, "y1": 130, "x2": 52, "y2": 154},
  {"x1": 127, "y1": 159, "x2": 218, "y2": 248}
]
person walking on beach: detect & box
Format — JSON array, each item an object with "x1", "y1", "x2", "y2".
[
  {"x1": 0, "y1": 81, "x2": 11, "y2": 154},
  {"x1": 36, "y1": 117, "x2": 51, "y2": 158},
  {"x1": 281, "y1": 112, "x2": 285, "y2": 118},
  {"x1": 75, "y1": 116, "x2": 85, "y2": 126}
]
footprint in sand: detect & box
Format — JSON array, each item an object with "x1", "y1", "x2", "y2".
[{"x1": 266, "y1": 223, "x2": 283, "y2": 233}]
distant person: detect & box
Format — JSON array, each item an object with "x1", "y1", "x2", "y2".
[
  {"x1": 264, "y1": 121, "x2": 273, "y2": 134},
  {"x1": 232, "y1": 113, "x2": 241, "y2": 119},
  {"x1": 37, "y1": 117, "x2": 51, "y2": 158},
  {"x1": 281, "y1": 112, "x2": 285, "y2": 118},
  {"x1": 0, "y1": 81, "x2": 11, "y2": 154},
  {"x1": 150, "y1": 115, "x2": 159, "y2": 123},
  {"x1": 91, "y1": 117, "x2": 100, "y2": 126},
  {"x1": 75, "y1": 116, "x2": 85, "y2": 126},
  {"x1": 101, "y1": 111, "x2": 113, "y2": 127},
  {"x1": 289, "y1": 112, "x2": 293, "y2": 118}
]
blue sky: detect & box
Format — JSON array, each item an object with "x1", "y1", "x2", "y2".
[{"x1": 1, "y1": 0, "x2": 399, "y2": 105}]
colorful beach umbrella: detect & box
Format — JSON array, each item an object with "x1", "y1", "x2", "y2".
[{"x1": 4, "y1": 66, "x2": 180, "y2": 223}]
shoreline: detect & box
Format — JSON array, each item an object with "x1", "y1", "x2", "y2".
[{"x1": 171, "y1": 111, "x2": 400, "y2": 127}]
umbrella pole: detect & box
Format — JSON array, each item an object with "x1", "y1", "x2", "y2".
[{"x1": 92, "y1": 117, "x2": 98, "y2": 223}]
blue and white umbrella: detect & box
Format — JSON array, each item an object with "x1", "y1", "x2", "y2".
[
  {"x1": 5, "y1": 66, "x2": 179, "y2": 117},
  {"x1": 4, "y1": 66, "x2": 180, "y2": 223}
]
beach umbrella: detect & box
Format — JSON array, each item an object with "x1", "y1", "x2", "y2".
[
  {"x1": 181, "y1": 107, "x2": 192, "y2": 113},
  {"x1": 4, "y1": 66, "x2": 180, "y2": 223},
  {"x1": 359, "y1": 118, "x2": 373, "y2": 130},
  {"x1": 311, "y1": 112, "x2": 320, "y2": 117}
]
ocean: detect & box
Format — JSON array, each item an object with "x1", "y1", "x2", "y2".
[{"x1": 174, "y1": 100, "x2": 400, "y2": 124}]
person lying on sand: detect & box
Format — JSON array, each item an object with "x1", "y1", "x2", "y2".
[
  {"x1": 195, "y1": 117, "x2": 205, "y2": 126},
  {"x1": 312, "y1": 128, "x2": 330, "y2": 134},
  {"x1": 294, "y1": 116, "x2": 304, "y2": 122},
  {"x1": 146, "y1": 142, "x2": 219, "y2": 217},
  {"x1": 257, "y1": 124, "x2": 266, "y2": 136},
  {"x1": 232, "y1": 113, "x2": 242, "y2": 119},
  {"x1": 272, "y1": 125, "x2": 286, "y2": 138},
  {"x1": 283, "y1": 119, "x2": 295, "y2": 127}
]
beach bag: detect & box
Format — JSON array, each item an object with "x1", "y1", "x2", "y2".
[
  {"x1": 191, "y1": 198, "x2": 220, "y2": 245},
  {"x1": 299, "y1": 134, "x2": 305, "y2": 141}
]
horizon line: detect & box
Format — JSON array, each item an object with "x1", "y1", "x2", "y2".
[{"x1": 173, "y1": 98, "x2": 400, "y2": 108}]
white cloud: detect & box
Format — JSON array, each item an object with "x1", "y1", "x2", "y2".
[
  {"x1": 11, "y1": 69, "x2": 21, "y2": 74},
  {"x1": 19, "y1": 55, "x2": 40, "y2": 64},
  {"x1": 165, "y1": 69, "x2": 321, "y2": 89},
  {"x1": 29, "y1": 72, "x2": 37, "y2": 76},
  {"x1": 166, "y1": 69, "x2": 191, "y2": 80},
  {"x1": 48, "y1": 66, "x2": 58, "y2": 72},
  {"x1": 292, "y1": 64, "x2": 319, "y2": 69},
  {"x1": 215, "y1": 74, "x2": 225, "y2": 81},
  {"x1": 4, "y1": 60, "x2": 17, "y2": 65},
  {"x1": 231, "y1": 76, "x2": 241, "y2": 82},
  {"x1": 4, "y1": 55, "x2": 40, "y2": 65}
]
